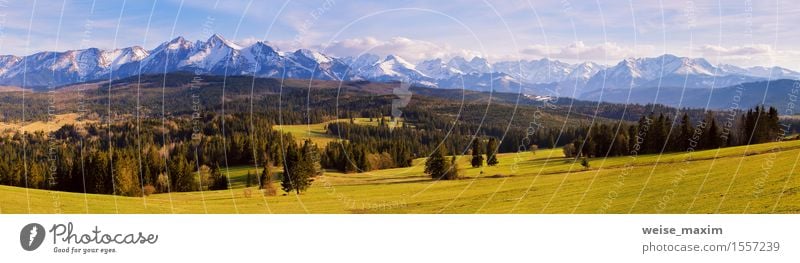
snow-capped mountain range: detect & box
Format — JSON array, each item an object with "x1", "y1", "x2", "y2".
[{"x1": 1, "y1": 34, "x2": 798, "y2": 101}]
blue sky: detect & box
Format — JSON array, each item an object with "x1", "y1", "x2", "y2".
[{"x1": 1, "y1": 0, "x2": 798, "y2": 68}]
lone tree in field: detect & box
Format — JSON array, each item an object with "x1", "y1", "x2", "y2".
[
  {"x1": 444, "y1": 156, "x2": 460, "y2": 180},
  {"x1": 425, "y1": 146, "x2": 448, "y2": 180},
  {"x1": 486, "y1": 137, "x2": 499, "y2": 166},
  {"x1": 259, "y1": 158, "x2": 272, "y2": 189},
  {"x1": 260, "y1": 161, "x2": 277, "y2": 196},
  {"x1": 470, "y1": 139, "x2": 483, "y2": 168},
  {"x1": 281, "y1": 140, "x2": 315, "y2": 194}
]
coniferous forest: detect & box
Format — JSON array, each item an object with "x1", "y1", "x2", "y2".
[{"x1": 0, "y1": 73, "x2": 792, "y2": 196}]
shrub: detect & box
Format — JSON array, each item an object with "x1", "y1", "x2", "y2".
[
  {"x1": 143, "y1": 185, "x2": 156, "y2": 196},
  {"x1": 262, "y1": 184, "x2": 277, "y2": 196},
  {"x1": 563, "y1": 143, "x2": 577, "y2": 158},
  {"x1": 156, "y1": 173, "x2": 170, "y2": 192}
]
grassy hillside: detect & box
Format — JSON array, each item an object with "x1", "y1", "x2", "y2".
[
  {"x1": 1, "y1": 140, "x2": 799, "y2": 214},
  {"x1": 0, "y1": 113, "x2": 96, "y2": 135},
  {"x1": 274, "y1": 117, "x2": 406, "y2": 145}
]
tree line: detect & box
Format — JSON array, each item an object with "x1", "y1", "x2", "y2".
[{"x1": 562, "y1": 106, "x2": 785, "y2": 158}]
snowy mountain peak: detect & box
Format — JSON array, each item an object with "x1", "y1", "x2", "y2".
[
  {"x1": 0, "y1": 34, "x2": 797, "y2": 96},
  {"x1": 566, "y1": 62, "x2": 603, "y2": 80},
  {"x1": 246, "y1": 41, "x2": 279, "y2": 55},
  {"x1": 296, "y1": 49, "x2": 332, "y2": 64},
  {"x1": 346, "y1": 54, "x2": 433, "y2": 85},
  {"x1": 159, "y1": 36, "x2": 194, "y2": 51},
  {"x1": 383, "y1": 55, "x2": 415, "y2": 69},
  {"x1": 446, "y1": 56, "x2": 492, "y2": 74},
  {"x1": 417, "y1": 58, "x2": 463, "y2": 79},
  {"x1": 206, "y1": 34, "x2": 242, "y2": 50}
]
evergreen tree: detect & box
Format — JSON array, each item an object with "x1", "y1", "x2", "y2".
[
  {"x1": 627, "y1": 125, "x2": 638, "y2": 153},
  {"x1": 170, "y1": 152, "x2": 197, "y2": 192},
  {"x1": 281, "y1": 140, "x2": 315, "y2": 194},
  {"x1": 304, "y1": 141, "x2": 323, "y2": 176},
  {"x1": 678, "y1": 113, "x2": 692, "y2": 150},
  {"x1": 705, "y1": 118, "x2": 721, "y2": 149},
  {"x1": 246, "y1": 171, "x2": 253, "y2": 188},
  {"x1": 425, "y1": 146, "x2": 447, "y2": 179},
  {"x1": 470, "y1": 139, "x2": 483, "y2": 168},
  {"x1": 486, "y1": 137, "x2": 499, "y2": 166},
  {"x1": 281, "y1": 142, "x2": 300, "y2": 193}
]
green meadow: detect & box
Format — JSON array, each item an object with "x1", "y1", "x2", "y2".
[
  {"x1": 273, "y1": 117, "x2": 406, "y2": 145},
  {"x1": 1, "y1": 139, "x2": 799, "y2": 214}
]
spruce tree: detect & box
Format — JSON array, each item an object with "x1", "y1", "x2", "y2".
[
  {"x1": 486, "y1": 137, "x2": 499, "y2": 166},
  {"x1": 425, "y1": 146, "x2": 447, "y2": 179},
  {"x1": 281, "y1": 142, "x2": 300, "y2": 193},
  {"x1": 678, "y1": 113, "x2": 692, "y2": 150},
  {"x1": 705, "y1": 118, "x2": 720, "y2": 149},
  {"x1": 246, "y1": 171, "x2": 253, "y2": 188},
  {"x1": 470, "y1": 139, "x2": 483, "y2": 168}
]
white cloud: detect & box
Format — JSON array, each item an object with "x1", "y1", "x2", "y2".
[
  {"x1": 520, "y1": 41, "x2": 655, "y2": 63},
  {"x1": 305, "y1": 37, "x2": 483, "y2": 62},
  {"x1": 697, "y1": 44, "x2": 773, "y2": 58},
  {"x1": 696, "y1": 44, "x2": 800, "y2": 70},
  {"x1": 236, "y1": 37, "x2": 262, "y2": 47}
]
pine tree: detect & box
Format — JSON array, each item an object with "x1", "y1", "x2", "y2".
[
  {"x1": 678, "y1": 113, "x2": 692, "y2": 150},
  {"x1": 246, "y1": 171, "x2": 253, "y2": 188},
  {"x1": 305, "y1": 141, "x2": 323, "y2": 176},
  {"x1": 470, "y1": 139, "x2": 483, "y2": 168},
  {"x1": 486, "y1": 137, "x2": 499, "y2": 166},
  {"x1": 627, "y1": 125, "x2": 638, "y2": 153},
  {"x1": 705, "y1": 118, "x2": 721, "y2": 149},
  {"x1": 356, "y1": 146, "x2": 370, "y2": 172},
  {"x1": 281, "y1": 140, "x2": 315, "y2": 194},
  {"x1": 170, "y1": 151, "x2": 197, "y2": 192},
  {"x1": 281, "y1": 142, "x2": 300, "y2": 193},
  {"x1": 425, "y1": 146, "x2": 447, "y2": 179}
]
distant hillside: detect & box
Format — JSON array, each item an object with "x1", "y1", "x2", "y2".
[{"x1": 584, "y1": 79, "x2": 800, "y2": 113}]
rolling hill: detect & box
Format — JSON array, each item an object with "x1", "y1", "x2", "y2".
[{"x1": 1, "y1": 139, "x2": 798, "y2": 214}]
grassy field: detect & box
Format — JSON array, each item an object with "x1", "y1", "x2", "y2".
[
  {"x1": 1, "y1": 139, "x2": 799, "y2": 214},
  {"x1": 0, "y1": 113, "x2": 95, "y2": 135},
  {"x1": 273, "y1": 117, "x2": 406, "y2": 145}
]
